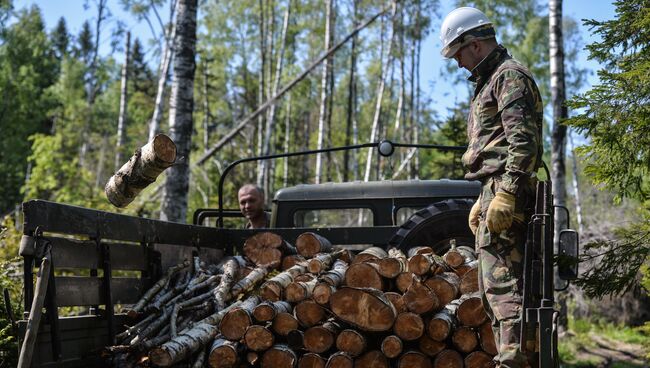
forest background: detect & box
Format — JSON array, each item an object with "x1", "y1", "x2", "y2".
[{"x1": 0, "y1": 0, "x2": 648, "y2": 366}]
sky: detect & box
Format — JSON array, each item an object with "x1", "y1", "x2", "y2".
[{"x1": 22, "y1": 0, "x2": 616, "y2": 121}]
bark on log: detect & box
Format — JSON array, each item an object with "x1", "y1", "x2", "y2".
[
  {"x1": 427, "y1": 306, "x2": 458, "y2": 342},
  {"x1": 418, "y1": 335, "x2": 446, "y2": 357},
  {"x1": 294, "y1": 273, "x2": 315, "y2": 283},
  {"x1": 380, "y1": 335, "x2": 402, "y2": 359},
  {"x1": 383, "y1": 292, "x2": 407, "y2": 314},
  {"x1": 253, "y1": 300, "x2": 292, "y2": 322},
  {"x1": 393, "y1": 312, "x2": 424, "y2": 341},
  {"x1": 459, "y1": 261, "x2": 479, "y2": 294},
  {"x1": 148, "y1": 300, "x2": 242, "y2": 367},
  {"x1": 219, "y1": 296, "x2": 261, "y2": 340},
  {"x1": 308, "y1": 250, "x2": 344, "y2": 274},
  {"x1": 403, "y1": 280, "x2": 439, "y2": 314},
  {"x1": 433, "y1": 349, "x2": 463, "y2": 368},
  {"x1": 230, "y1": 266, "x2": 268, "y2": 297},
  {"x1": 244, "y1": 232, "x2": 296, "y2": 268},
  {"x1": 260, "y1": 263, "x2": 307, "y2": 301},
  {"x1": 245, "y1": 324, "x2": 275, "y2": 352},
  {"x1": 326, "y1": 351, "x2": 353, "y2": 368},
  {"x1": 398, "y1": 350, "x2": 432, "y2": 368},
  {"x1": 296, "y1": 232, "x2": 332, "y2": 258},
  {"x1": 353, "y1": 247, "x2": 387, "y2": 264},
  {"x1": 285, "y1": 277, "x2": 319, "y2": 303},
  {"x1": 408, "y1": 253, "x2": 447, "y2": 276},
  {"x1": 125, "y1": 260, "x2": 190, "y2": 318},
  {"x1": 424, "y1": 272, "x2": 460, "y2": 307},
  {"x1": 272, "y1": 312, "x2": 299, "y2": 336},
  {"x1": 395, "y1": 272, "x2": 417, "y2": 293},
  {"x1": 318, "y1": 260, "x2": 348, "y2": 286},
  {"x1": 106, "y1": 134, "x2": 176, "y2": 207},
  {"x1": 210, "y1": 258, "x2": 239, "y2": 310},
  {"x1": 344, "y1": 262, "x2": 385, "y2": 290},
  {"x1": 407, "y1": 246, "x2": 433, "y2": 257},
  {"x1": 456, "y1": 293, "x2": 487, "y2": 327},
  {"x1": 335, "y1": 329, "x2": 366, "y2": 357},
  {"x1": 374, "y1": 248, "x2": 407, "y2": 278},
  {"x1": 451, "y1": 326, "x2": 478, "y2": 353},
  {"x1": 443, "y1": 245, "x2": 476, "y2": 268},
  {"x1": 464, "y1": 350, "x2": 495, "y2": 368},
  {"x1": 478, "y1": 321, "x2": 498, "y2": 356},
  {"x1": 354, "y1": 350, "x2": 388, "y2": 368},
  {"x1": 208, "y1": 338, "x2": 240, "y2": 368},
  {"x1": 261, "y1": 344, "x2": 298, "y2": 368},
  {"x1": 282, "y1": 255, "x2": 307, "y2": 270},
  {"x1": 294, "y1": 299, "x2": 327, "y2": 328},
  {"x1": 330, "y1": 287, "x2": 396, "y2": 331},
  {"x1": 299, "y1": 353, "x2": 326, "y2": 368},
  {"x1": 304, "y1": 320, "x2": 341, "y2": 353},
  {"x1": 313, "y1": 282, "x2": 336, "y2": 305}
]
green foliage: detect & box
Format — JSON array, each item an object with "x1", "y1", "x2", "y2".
[
  {"x1": 0, "y1": 215, "x2": 23, "y2": 367},
  {"x1": 566, "y1": 0, "x2": 650, "y2": 298}
]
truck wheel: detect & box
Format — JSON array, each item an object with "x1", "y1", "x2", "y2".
[{"x1": 388, "y1": 198, "x2": 476, "y2": 255}]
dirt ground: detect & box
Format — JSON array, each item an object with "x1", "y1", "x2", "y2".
[{"x1": 570, "y1": 333, "x2": 648, "y2": 367}]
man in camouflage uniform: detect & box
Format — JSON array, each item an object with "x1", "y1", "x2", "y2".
[{"x1": 440, "y1": 7, "x2": 543, "y2": 368}]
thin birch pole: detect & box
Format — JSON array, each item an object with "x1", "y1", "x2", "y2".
[
  {"x1": 315, "y1": 0, "x2": 333, "y2": 184},
  {"x1": 116, "y1": 31, "x2": 131, "y2": 170}
]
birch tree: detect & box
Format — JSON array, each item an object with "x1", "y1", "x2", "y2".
[
  {"x1": 314, "y1": 0, "x2": 333, "y2": 184},
  {"x1": 115, "y1": 31, "x2": 131, "y2": 170},
  {"x1": 160, "y1": 0, "x2": 197, "y2": 223}
]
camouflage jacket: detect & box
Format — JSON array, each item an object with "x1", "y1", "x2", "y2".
[{"x1": 462, "y1": 45, "x2": 543, "y2": 196}]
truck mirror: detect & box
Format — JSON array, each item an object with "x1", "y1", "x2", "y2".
[{"x1": 557, "y1": 229, "x2": 579, "y2": 281}]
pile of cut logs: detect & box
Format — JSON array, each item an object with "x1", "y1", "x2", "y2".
[{"x1": 108, "y1": 232, "x2": 496, "y2": 367}]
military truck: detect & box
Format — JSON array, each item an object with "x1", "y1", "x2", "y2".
[{"x1": 14, "y1": 141, "x2": 578, "y2": 367}]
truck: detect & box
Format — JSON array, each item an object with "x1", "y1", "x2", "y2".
[{"x1": 14, "y1": 140, "x2": 579, "y2": 367}]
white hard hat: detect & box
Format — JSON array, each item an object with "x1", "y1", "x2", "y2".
[{"x1": 440, "y1": 7, "x2": 494, "y2": 58}]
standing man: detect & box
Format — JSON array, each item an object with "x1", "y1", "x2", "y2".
[
  {"x1": 440, "y1": 7, "x2": 543, "y2": 368},
  {"x1": 238, "y1": 184, "x2": 271, "y2": 229}
]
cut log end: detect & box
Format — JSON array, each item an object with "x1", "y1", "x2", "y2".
[
  {"x1": 298, "y1": 353, "x2": 326, "y2": 368},
  {"x1": 398, "y1": 350, "x2": 431, "y2": 368},
  {"x1": 261, "y1": 345, "x2": 298, "y2": 368},
  {"x1": 330, "y1": 287, "x2": 396, "y2": 332},
  {"x1": 354, "y1": 350, "x2": 389, "y2": 368},
  {"x1": 380, "y1": 335, "x2": 402, "y2": 359},
  {"x1": 393, "y1": 312, "x2": 424, "y2": 341},
  {"x1": 335, "y1": 329, "x2": 366, "y2": 357}
]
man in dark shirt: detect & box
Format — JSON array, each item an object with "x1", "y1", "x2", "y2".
[{"x1": 238, "y1": 184, "x2": 270, "y2": 229}]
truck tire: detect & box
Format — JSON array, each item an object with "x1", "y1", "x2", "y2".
[{"x1": 388, "y1": 198, "x2": 476, "y2": 254}]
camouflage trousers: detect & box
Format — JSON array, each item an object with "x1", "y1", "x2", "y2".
[{"x1": 476, "y1": 176, "x2": 532, "y2": 368}]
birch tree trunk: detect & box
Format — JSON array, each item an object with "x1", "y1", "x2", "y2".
[
  {"x1": 160, "y1": 0, "x2": 197, "y2": 223},
  {"x1": 343, "y1": 0, "x2": 358, "y2": 183},
  {"x1": 256, "y1": 0, "x2": 267, "y2": 186},
  {"x1": 202, "y1": 59, "x2": 211, "y2": 152},
  {"x1": 115, "y1": 31, "x2": 131, "y2": 171},
  {"x1": 283, "y1": 92, "x2": 292, "y2": 187},
  {"x1": 315, "y1": 0, "x2": 333, "y2": 184}
]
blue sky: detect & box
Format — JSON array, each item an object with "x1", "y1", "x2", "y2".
[{"x1": 23, "y1": 0, "x2": 615, "y2": 121}]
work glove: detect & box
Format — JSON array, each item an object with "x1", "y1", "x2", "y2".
[
  {"x1": 486, "y1": 191, "x2": 516, "y2": 233},
  {"x1": 468, "y1": 199, "x2": 481, "y2": 235}
]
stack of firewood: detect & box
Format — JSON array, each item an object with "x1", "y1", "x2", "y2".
[{"x1": 108, "y1": 232, "x2": 496, "y2": 368}]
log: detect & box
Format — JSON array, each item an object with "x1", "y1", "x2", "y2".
[
  {"x1": 272, "y1": 312, "x2": 299, "y2": 336},
  {"x1": 427, "y1": 306, "x2": 458, "y2": 342},
  {"x1": 308, "y1": 250, "x2": 345, "y2": 274},
  {"x1": 408, "y1": 253, "x2": 447, "y2": 276},
  {"x1": 326, "y1": 351, "x2": 353, "y2": 368},
  {"x1": 454, "y1": 259, "x2": 477, "y2": 277},
  {"x1": 244, "y1": 324, "x2": 275, "y2": 352},
  {"x1": 261, "y1": 344, "x2": 298, "y2": 368},
  {"x1": 393, "y1": 312, "x2": 424, "y2": 341},
  {"x1": 148, "y1": 300, "x2": 242, "y2": 367},
  {"x1": 294, "y1": 273, "x2": 315, "y2": 283},
  {"x1": 299, "y1": 353, "x2": 326, "y2": 368},
  {"x1": 208, "y1": 338, "x2": 240, "y2": 368},
  {"x1": 464, "y1": 351, "x2": 495, "y2": 368},
  {"x1": 247, "y1": 351, "x2": 260, "y2": 366},
  {"x1": 443, "y1": 245, "x2": 476, "y2": 268},
  {"x1": 432, "y1": 349, "x2": 463, "y2": 368},
  {"x1": 383, "y1": 292, "x2": 407, "y2": 314},
  {"x1": 398, "y1": 350, "x2": 432, "y2": 368},
  {"x1": 282, "y1": 255, "x2": 307, "y2": 270},
  {"x1": 287, "y1": 329, "x2": 305, "y2": 351},
  {"x1": 105, "y1": 133, "x2": 176, "y2": 207},
  {"x1": 296, "y1": 232, "x2": 333, "y2": 258},
  {"x1": 285, "y1": 277, "x2": 319, "y2": 303},
  {"x1": 353, "y1": 247, "x2": 387, "y2": 264},
  {"x1": 418, "y1": 335, "x2": 446, "y2": 357},
  {"x1": 380, "y1": 335, "x2": 402, "y2": 359},
  {"x1": 312, "y1": 282, "x2": 336, "y2": 305},
  {"x1": 424, "y1": 272, "x2": 461, "y2": 307},
  {"x1": 253, "y1": 301, "x2": 292, "y2": 322},
  {"x1": 403, "y1": 280, "x2": 439, "y2": 314},
  {"x1": 318, "y1": 260, "x2": 348, "y2": 286},
  {"x1": 395, "y1": 272, "x2": 417, "y2": 293},
  {"x1": 374, "y1": 248, "x2": 407, "y2": 278},
  {"x1": 451, "y1": 326, "x2": 479, "y2": 353},
  {"x1": 219, "y1": 296, "x2": 261, "y2": 340},
  {"x1": 260, "y1": 264, "x2": 307, "y2": 301},
  {"x1": 459, "y1": 261, "x2": 479, "y2": 294},
  {"x1": 354, "y1": 350, "x2": 388, "y2": 368},
  {"x1": 407, "y1": 246, "x2": 433, "y2": 257},
  {"x1": 456, "y1": 293, "x2": 487, "y2": 327},
  {"x1": 335, "y1": 329, "x2": 367, "y2": 357},
  {"x1": 478, "y1": 321, "x2": 498, "y2": 356},
  {"x1": 230, "y1": 266, "x2": 269, "y2": 297},
  {"x1": 294, "y1": 299, "x2": 327, "y2": 328},
  {"x1": 330, "y1": 287, "x2": 396, "y2": 331},
  {"x1": 244, "y1": 232, "x2": 296, "y2": 268},
  {"x1": 344, "y1": 262, "x2": 385, "y2": 290},
  {"x1": 304, "y1": 320, "x2": 341, "y2": 353}
]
